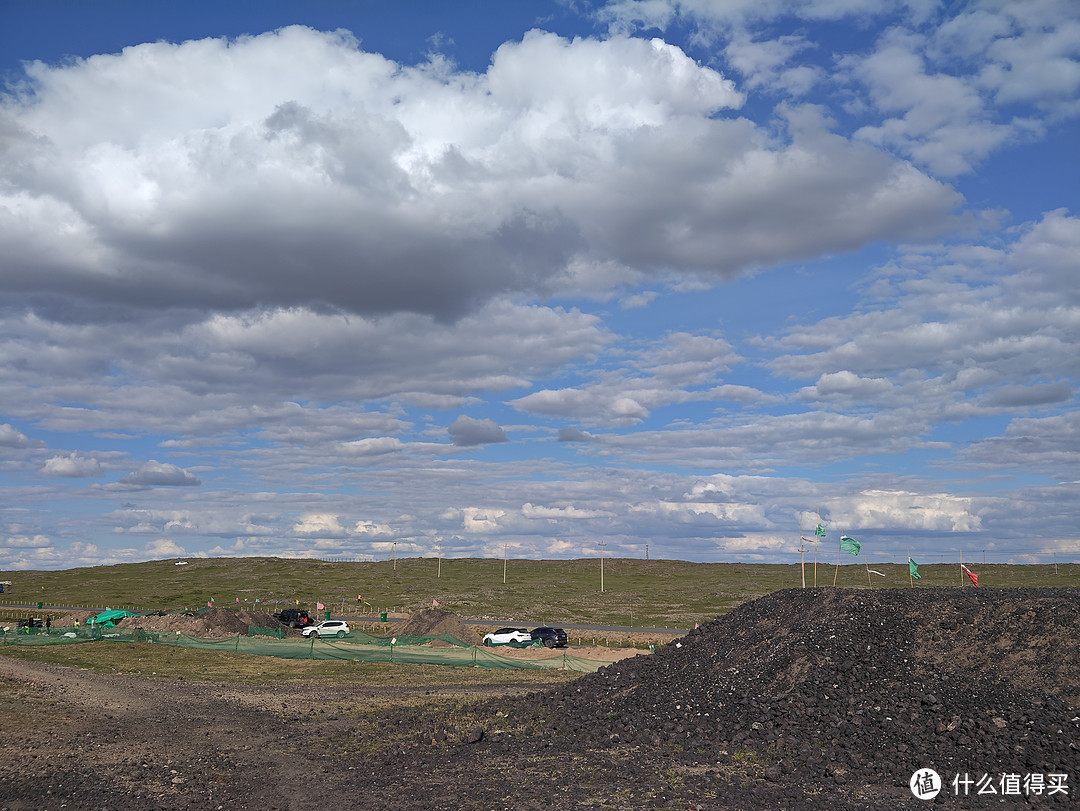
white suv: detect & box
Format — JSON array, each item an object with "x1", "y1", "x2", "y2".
[
  {"x1": 301, "y1": 620, "x2": 351, "y2": 639},
  {"x1": 482, "y1": 627, "x2": 533, "y2": 647}
]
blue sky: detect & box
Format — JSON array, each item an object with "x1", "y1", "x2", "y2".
[{"x1": 1, "y1": 0, "x2": 1078, "y2": 571}]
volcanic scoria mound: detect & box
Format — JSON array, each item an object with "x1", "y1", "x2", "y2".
[{"x1": 533, "y1": 587, "x2": 1079, "y2": 803}]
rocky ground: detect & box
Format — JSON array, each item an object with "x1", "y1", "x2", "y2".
[{"x1": 0, "y1": 587, "x2": 1076, "y2": 810}]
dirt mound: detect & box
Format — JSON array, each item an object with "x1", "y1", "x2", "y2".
[
  {"x1": 235, "y1": 610, "x2": 281, "y2": 628},
  {"x1": 537, "y1": 587, "x2": 1080, "y2": 797},
  {"x1": 116, "y1": 608, "x2": 280, "y2": 638},
  {"x1": 396, "y1": 608, "x2": 482, "y2": 646}
]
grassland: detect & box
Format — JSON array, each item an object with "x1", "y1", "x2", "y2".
[
  {"x1": 2, "y1": 556, "x2": 1077, "y2": 630},
  {"x1": 0, "y1": 640, "x2": 582, "y2": 691},
  {"x1": 0, "y1": 555, "x2": 1077, "y2": 699}
]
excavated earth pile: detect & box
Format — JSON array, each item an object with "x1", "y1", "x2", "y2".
[
  {"x1": 396, "y1": 608, "x2": 483, "y2": 645},
  {"x1": 528, "y1": 587, "x2": 1079, "y2": 802},
  {"x1": 115, "y1": 607, "x2": 280, "y2": 637}
]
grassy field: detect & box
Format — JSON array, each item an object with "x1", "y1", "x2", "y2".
[
  {"x1": 1, "y1": 556, "x2": 1077, "y2": 687},
  {"x1": 0, "y1": 640, "x2": 581, "y2": 690},
  {"x1": 2, "y1": 556, "x2": 1077, "y2": 630}
]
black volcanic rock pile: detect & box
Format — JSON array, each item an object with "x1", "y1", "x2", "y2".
[{"x1": 540, "y1": 588, "x2": 1079, "y2": 793}]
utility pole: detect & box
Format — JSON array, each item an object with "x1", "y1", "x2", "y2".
[
  {"x1": 392, "y1": 542, "x2": 397, "y2": 571},
  {"x1": 599, "y1": 541, "x2": 606, "y2": 593},
  {"x1": 437, "y1": 545, "x2": 442, "y2": 579},
  {"x1": 503, "y1": 544, "x2": 508, "y2": 584},
  {"x1": 645, "y1": 543, "x2": 649, "y2": 561}
]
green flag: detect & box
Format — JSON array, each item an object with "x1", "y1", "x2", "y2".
[
  {"x1": 815, "y1": 524, "x2": 826, "y2": 537},
  {"x1": 908, "y1": 558, "x2": 921, "y2": 580},
  {"x1": 839, "y1": 535, "x2": 861, "y2": 555}
]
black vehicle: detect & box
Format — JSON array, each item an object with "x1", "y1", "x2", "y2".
[
  {"x1": 273, "y1": 609, "x2": 312, "y2": 628},
  {"x1": 15, "y1": 617, "x2": 43, "y2": 628},
  {"x1": 530, "y1": 626, "x2": 568, "y2": 648}
]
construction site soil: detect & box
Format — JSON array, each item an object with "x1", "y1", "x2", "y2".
[{"x1": 1, "y1": 587, "x2": 1076, "y2": 810}]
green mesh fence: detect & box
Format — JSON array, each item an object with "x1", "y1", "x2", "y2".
[
  {"x1": 345, "y1": 630, "x2": 475, "y2": 647},
  {"x1": 0, "y1": 626, "x2": 608, "y2": 672},
  {"x1": 247, "y1": 625, "x2": 285, "y2": 638},
  {"x1": 0, "y1": 629, "x2": 92, "y2": 646}
]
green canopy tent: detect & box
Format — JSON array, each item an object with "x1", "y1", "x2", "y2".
[{"x1": 87, "y1": 609, "x2": 139, "y2": 628}]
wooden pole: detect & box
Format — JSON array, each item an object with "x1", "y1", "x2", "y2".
[
  {"x1": 908, "y1": 545, "x2": 913, "y2": 588},
  {"x1": 833, "y1": 532, "x2": 842, "y2": 587},
  {"x1": 865, "y1": 562, "x2": 872, "y2": 589}
]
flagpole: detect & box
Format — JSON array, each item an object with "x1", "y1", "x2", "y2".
[
  {"x1": 833, "y1": 531, "x2": 842, "y2": 587},
  {"x1": 865, "y1": 562, "x2": 872, "y2": 589},
  {"x1": 908, "y1": 545, "x2": 913, "y2": 588},
  {"x1": 959, "y1": 550, "x2": 964, "y2": 587}
]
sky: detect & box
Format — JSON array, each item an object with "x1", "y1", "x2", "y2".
[{"x1": 1, "y1": 0, "x2": 1078, "y2": 571}]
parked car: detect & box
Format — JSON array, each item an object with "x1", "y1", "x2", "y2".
[
  {"x1": 482, "y1": 627, "x2": 533, "y2": 647},
  {"x1": 530, "y1": 626, "x2": 568, "y2": 648},
  {"x1": 301, "y1": 620, "x2": 351, "y2": 639},
  {"x1": 273, "y1": 609, "x2": 312, "y2": 628}
]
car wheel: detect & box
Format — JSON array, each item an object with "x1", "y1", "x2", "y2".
[
  {"x1": 336, "y1": 630, "x2": 345, "y2": 638},
  {"x1": 290, "y1": 621, "x2": 297, "y2": 629},
  {"x1": 543, "y1": 638, "x2": 554, "y2": 648},
  {"x1": 484, "y1": 638, "x2": 491, "y2": 647}
]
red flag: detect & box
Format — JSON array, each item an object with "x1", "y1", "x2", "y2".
[
  {"x1": 433, "y1": 599, "x2": 439, "y2": 607},
  {"x1": 962, "y1": 565, "x2": 979, "y2": 587},
  {"x1": 316, "y1": 602, "x2": 324, "y2": 610}
]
